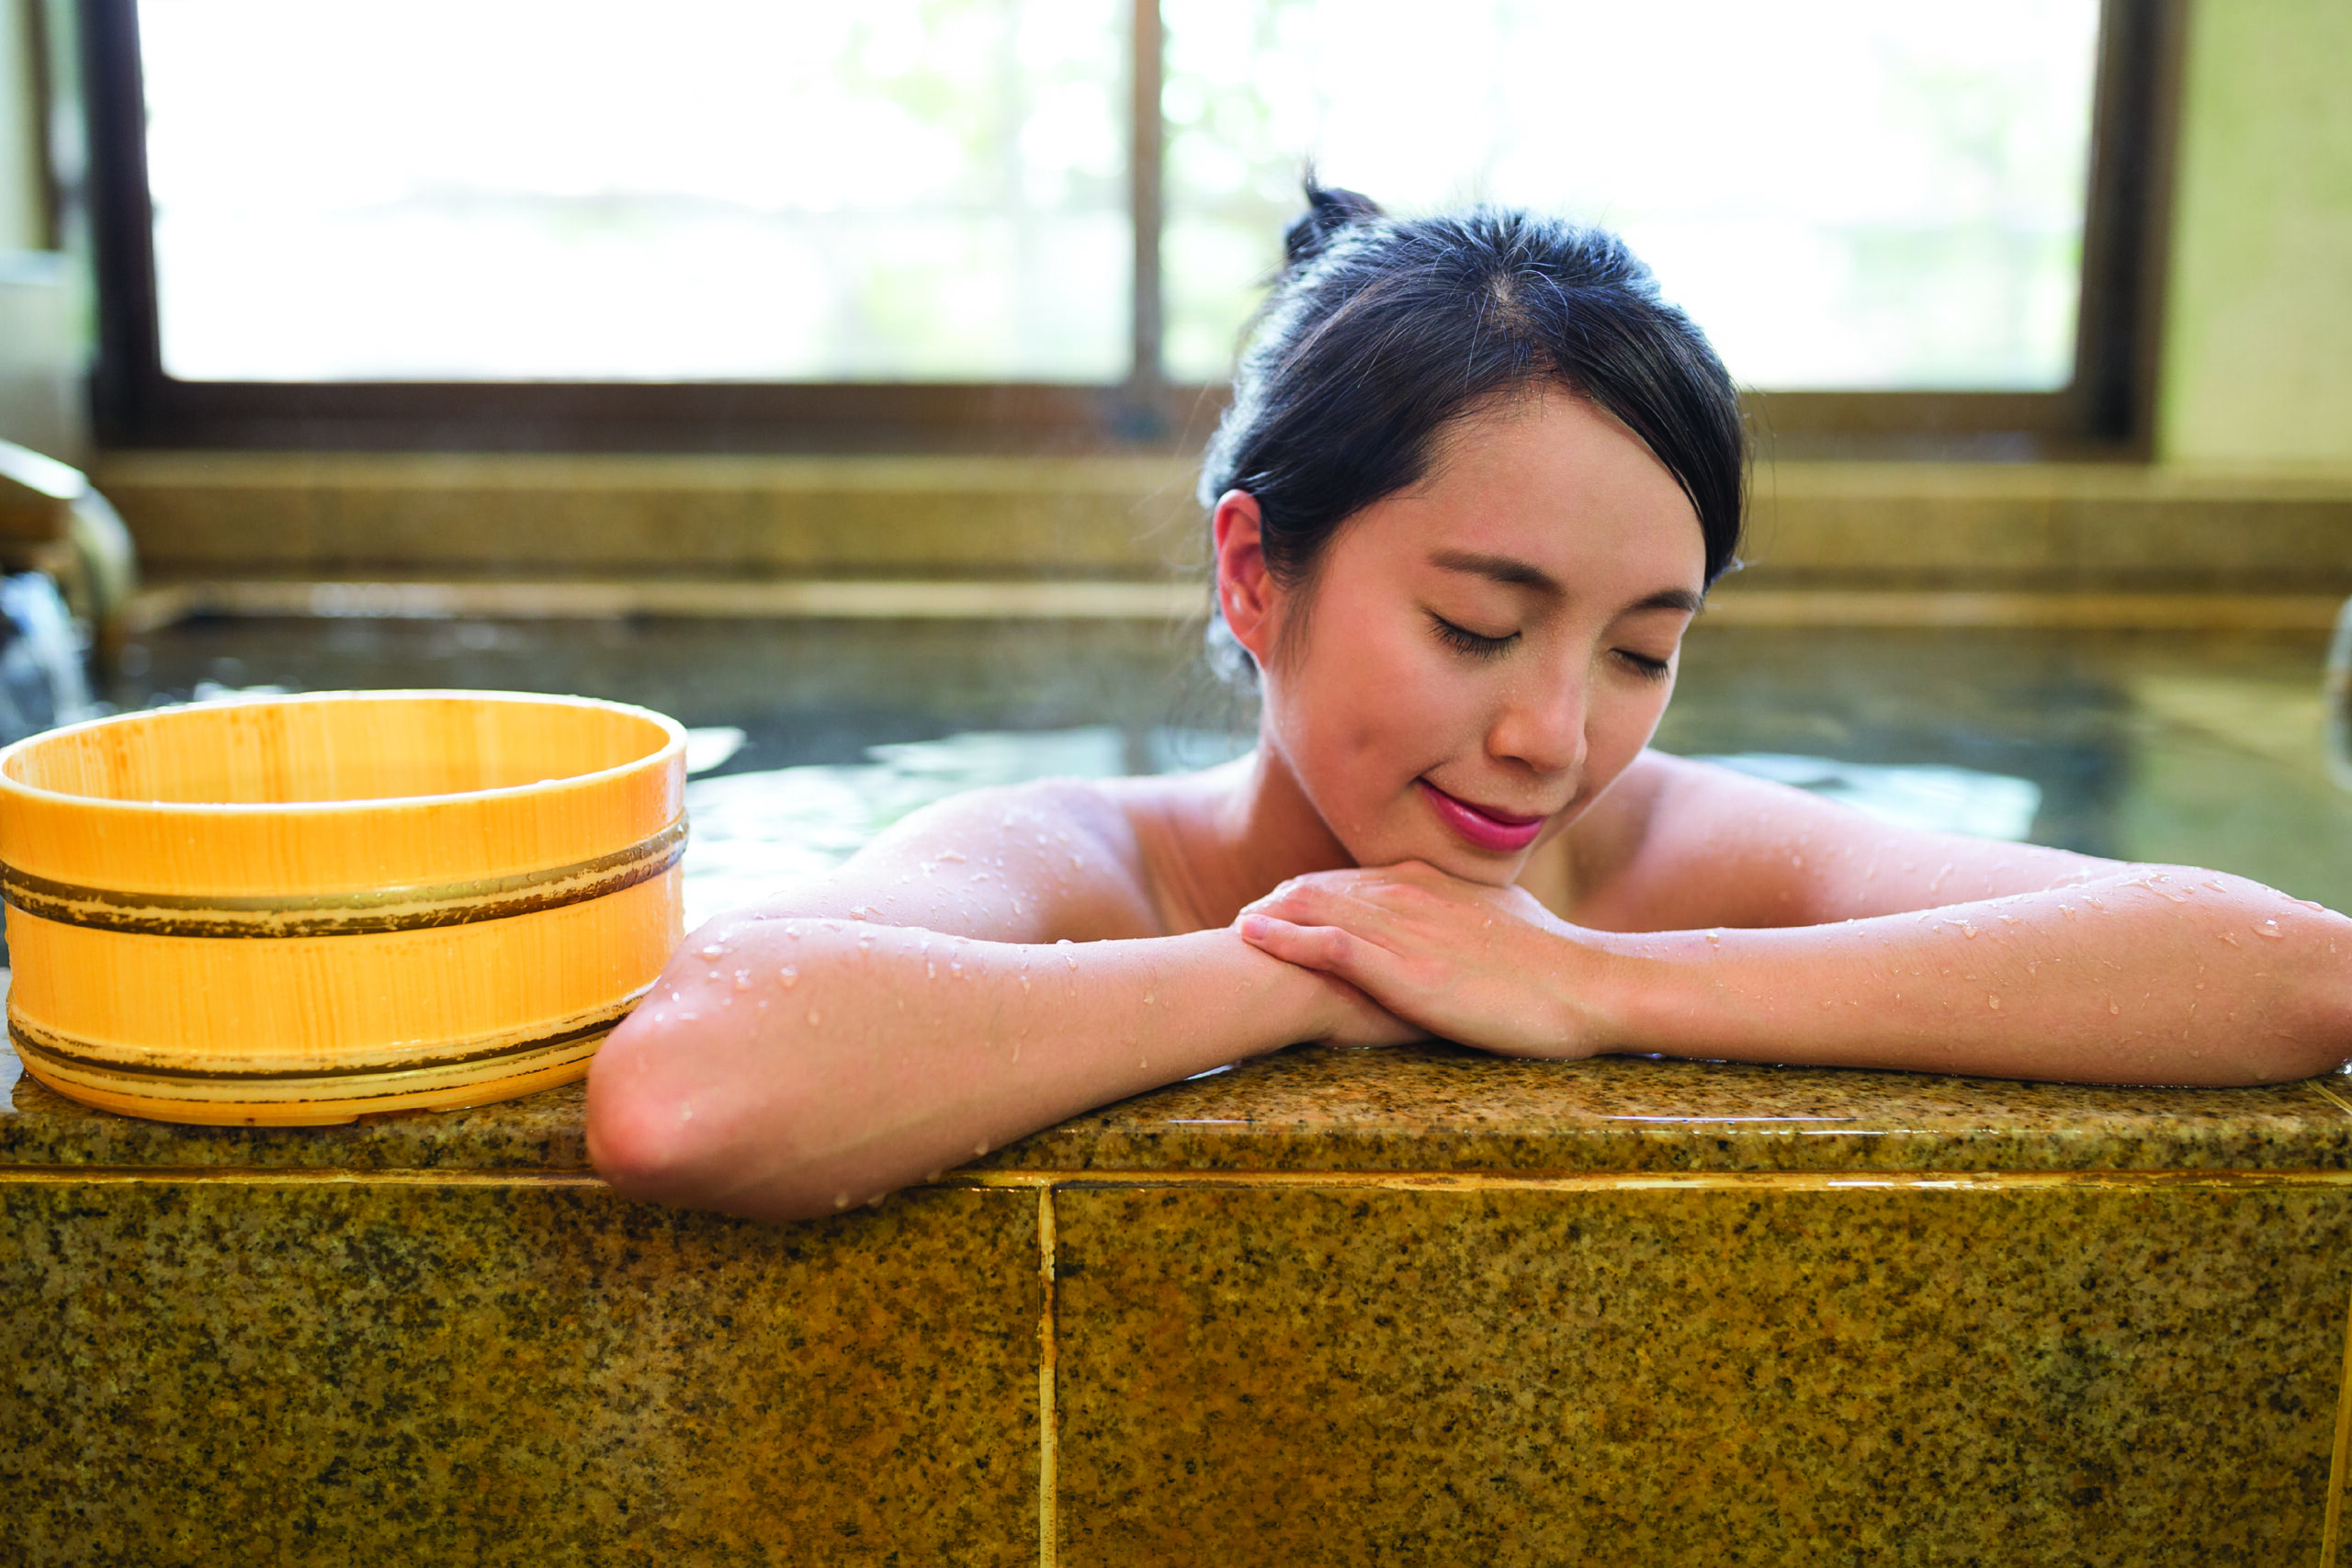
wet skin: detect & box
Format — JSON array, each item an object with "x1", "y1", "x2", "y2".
[{"x1": 587, "y1": 389, "x2": 2352, "y2": 1221}]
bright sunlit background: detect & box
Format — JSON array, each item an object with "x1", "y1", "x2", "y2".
[{"x1": 140, "y1": 0, "x2": 2102, "y2": 389}]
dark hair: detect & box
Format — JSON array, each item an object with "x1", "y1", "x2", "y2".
[{"x1": 1200, "y1": 181, "x2": 1746, "y2": 667}]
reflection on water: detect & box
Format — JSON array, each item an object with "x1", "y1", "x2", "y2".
[
  {"x1": 682, "y1": 726, "x2": 1257, "y2": 926},
  {"x1": 1698, "y1": 754, "x2": 2042, "y2": 841},
  {"x1": 680, "y1": 727, "x2": 2047, "y2": 927},
  {"x1": 84, "y1": 615, "x2": 2352, "y2": 922},
  {"x1": 684, "y1": 727, "x2": 1125, "y2": 923}
]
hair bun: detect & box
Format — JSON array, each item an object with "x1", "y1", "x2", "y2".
[{"x1": 1283, "y1": 176, "x2": 1384, "y2": 267}]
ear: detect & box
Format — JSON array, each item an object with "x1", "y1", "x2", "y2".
[{"x1": 1212, "y1": 489, "x2": 1282, "y2": 667}]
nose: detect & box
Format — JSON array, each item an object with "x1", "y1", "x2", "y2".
[{"x1": 1487, "y1": 668, "x2": 1588, "y2": 777}]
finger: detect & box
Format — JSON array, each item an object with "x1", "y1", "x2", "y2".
[
  {"x1": 1238, "y1": 914, "x2": 1409, "y2": 1001},
  {"x1": 1242, "y1": 874, "x2": 1352, "y2": 915},
  {"x1": 1236, "y1": 912, "x2": 1355, "y2": 973},
  {"x1": 1241, "y1": 881, "x2": 1340, "y2": 924},
  {"x1": 1245, "y1": 878, "x2": 1402, "y2": 931}
]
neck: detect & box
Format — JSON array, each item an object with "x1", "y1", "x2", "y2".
[{"x1": 1177, "y1": 739, "x2": 1356, "y2": 928}]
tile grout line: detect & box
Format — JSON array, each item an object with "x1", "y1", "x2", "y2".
[
  {"x1": 0, "y1": 1166, "x2": 615, "y2": 1186},
  {"x1": 937, "y1": 1168, "x2": 2352, "y2": 1194},
  {"x1": 2324, "y1": 1276, "x2": 2352, "y2": 1568},
  {"x1": 1037, "y1": 1186, "x2": 1058, "y2": 1568},
  {"x1": 11, "y1": 1166, "x2": 2352, "y2": 1192}
]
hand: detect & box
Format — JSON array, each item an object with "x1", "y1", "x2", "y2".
[
  {"x1": 1236, "y1": 861, "x2": 1613, "y2": 1058},
  {"x1": 1305, "y1": 966, "x2": 1433, "y2": 1050}
]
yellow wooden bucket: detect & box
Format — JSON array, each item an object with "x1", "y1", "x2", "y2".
[{"x1": 0, "y1": 691, "x2": 686, "y2": 1124}]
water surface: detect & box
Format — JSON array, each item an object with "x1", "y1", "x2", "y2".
[{"x1": 99, "y1": 616, "x2": 2352, "y2": 923}]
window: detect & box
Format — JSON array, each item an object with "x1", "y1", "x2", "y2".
[
  {"x1": 83, "y1": 0, "x2": 2182, "y2": 453},
  {"x1": 141, "y1": 0, "x2": 1132, "y2": 382}
]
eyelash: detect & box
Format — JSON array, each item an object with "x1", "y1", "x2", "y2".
[
  {"x1": 1430, "y1": 615, "x2": 1517, "y2": 660},
  {"x1": 1615, "y1": 649, "x2": 1673, "y2": 682},
  {"x1": 1431, "y1": 615, "x2": 1675, "y2": 681}
]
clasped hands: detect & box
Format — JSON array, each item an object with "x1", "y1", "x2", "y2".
[{"x1": 1235, "y1": 860, "x2": 1619, "y2": 1057}]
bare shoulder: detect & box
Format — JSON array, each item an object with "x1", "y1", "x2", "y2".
[
  {"x1": 737, "y1": 773, "x2": 1165, "y2": 942},
  {"x1": 1555, "y1": 748, "x2": 1689, "y2": 908},
  {"x1": 1563, "y1": 750, "x2": 2113, "y2": 932}
]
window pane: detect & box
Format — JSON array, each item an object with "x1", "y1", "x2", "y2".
[
  {"x1": 1163, "y1": 0, "x2": 2102, "y2": 389},
  {"x1": 141, "y1": 0, "x2": 1131, "y2": 382}
]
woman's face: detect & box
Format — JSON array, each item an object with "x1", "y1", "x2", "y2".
[{"x1": 1235, "y1": 388, "x2": 1708, "y2": 885}]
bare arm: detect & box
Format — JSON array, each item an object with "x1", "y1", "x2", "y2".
[
  {"x1": 1592, "y1": 869, "x2": 2352, "y2": 1084},
  {"x1": 587, "y1": 781, "x2": 1400, "y2": 1220},
  {"x1": 1239, "y1": 754, "x2": 2352, "y2": 1086}
]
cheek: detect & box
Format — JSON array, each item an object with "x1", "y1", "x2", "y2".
[
  {"x1": 1590, "y1": 675, "x2": 1676, "y2": 772},
  {"x1": 1273, "y1": 625, "x2": 1466, "y2": 822},
  {"x1": 1329, "y1": 625, "x2": 1482, "y2": 771}
]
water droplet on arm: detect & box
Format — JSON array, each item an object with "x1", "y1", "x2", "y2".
[
  {"x1": 2256, "y1": 919, "x2": 2285, "y2": 941},
  {"x1": 779, "y1": 966, "x2": 798, "y2": 988}
]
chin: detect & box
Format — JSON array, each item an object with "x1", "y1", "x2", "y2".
[
  {"x1": 1365, "y1": 825, "x2": 1531, "y2": 886},
  {"x1": 1432, "y1": 848, "x2": 1532, "y2": 886}
]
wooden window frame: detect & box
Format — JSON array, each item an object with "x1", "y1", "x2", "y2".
[{"x1": 78, "y1": 0, "x2": 2184, "y2": 457}]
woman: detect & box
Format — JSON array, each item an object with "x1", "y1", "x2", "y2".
[{"x1": 587, "y1": 185, "x2": 2352, "y2": 1221}]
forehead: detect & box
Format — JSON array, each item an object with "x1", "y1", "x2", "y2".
[{"x1": 1351, "y1": 389, "x2": 1706, "y2": 588}]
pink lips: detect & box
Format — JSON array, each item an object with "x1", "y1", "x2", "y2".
[{"x1": 1417, "y1": 780, "x2": 1548, "y2": 853}]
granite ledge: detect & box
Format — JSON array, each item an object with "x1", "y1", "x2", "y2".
[{"x1": 5, "y1": 1040, "x2": 2350, "y2": 1177}]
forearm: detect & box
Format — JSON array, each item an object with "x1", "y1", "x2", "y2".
[
  {"x1": 1594, "y1": 867, "x2": 2352, "y2": 1086},
  {"x1": 587, "y1": 917, "x2": 1334, "y2": 1220}
]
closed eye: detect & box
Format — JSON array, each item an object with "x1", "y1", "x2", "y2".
[
  {"x1": 1614, "y1": 649, "x2": 1672, "y2": 681},
  {"x1": 1430, "y1": 614, "x2": 1518, "y2": 660}
]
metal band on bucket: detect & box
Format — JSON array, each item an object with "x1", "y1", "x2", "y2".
[
  {"x1": 0, "y1": 817, "x2": 685, "y2": 939},
  {"x1": 7, "y1": 981, "x2": 650, "y2": 1090}
]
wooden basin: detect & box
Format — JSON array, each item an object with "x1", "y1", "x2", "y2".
[{"x1": 0, "y1": 691, "x2": 686, "y2": 1123}]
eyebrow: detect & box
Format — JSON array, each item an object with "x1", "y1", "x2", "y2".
[{"x1": 1428, "y1": 550, "x2": 1703, "y2": 616}]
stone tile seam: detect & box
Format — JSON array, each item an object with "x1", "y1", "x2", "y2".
[
  {"x1": 0, "y1": 1167, "x2": 613, "y2": 1186},
  {"x1": 9, "y1": 1166, "x2": 2352, "y2": 1191},
  {"x1": 1037, "y1": 1187, "x2": 1058, "y2": 1568},
  {"x1": 2326, "y1": 1275, "x2": 2352, "y2": 1568},
  {"x1": 951, "y1": 1169, "x2": 2352, "y2": 1193}
]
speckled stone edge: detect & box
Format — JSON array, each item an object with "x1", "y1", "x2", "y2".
[{"x1": 10, "y1": 1041, "x2": 2351, "y2": 1177}]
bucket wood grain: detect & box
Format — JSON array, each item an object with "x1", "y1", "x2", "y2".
[{"x1": 0, "y1": 691, "x2": 687, "y2": 1123}]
